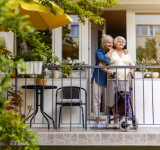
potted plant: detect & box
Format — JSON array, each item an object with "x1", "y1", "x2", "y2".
[
  {"x1": 48, "y1": 55, "x2": 60, "y2": 78},
  {"x1": 60, "y1": 59, "x2": 73, "y2": 78},
  {"x1": 61, "y1": 57, "x2": 87, "y2": 78},
  {"x1": 36, "y1": 74, "x2": 47, "y2": 85}
]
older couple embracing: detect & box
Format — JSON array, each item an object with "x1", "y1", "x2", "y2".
[{"x1": 91, "y1": 34, "x2": 135, "y2": 129}]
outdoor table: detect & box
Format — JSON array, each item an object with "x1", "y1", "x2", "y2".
[{"x1": 22, "y1": 85, "x2": 57, "y2": 129}]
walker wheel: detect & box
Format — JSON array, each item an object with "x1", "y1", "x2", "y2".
[{"x1": 119, "y1": 118, "x2": 130, "y2": 132}]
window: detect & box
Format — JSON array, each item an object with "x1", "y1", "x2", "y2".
[
  {"x1": 136, "y1": 14, "x2": 160, "y2": 60},
  {"x1": 71, "y1": 25, "x2": 79, "y2": 37},
  {"x1": 62, "y1": 15, "x2": 79, "y2": 60},
  {"x1": 16, "y1": 29, "x2": 52, "y2": 55},
  {"x1": 136, "y1": 25, "x2": 160, "y2": 36}
]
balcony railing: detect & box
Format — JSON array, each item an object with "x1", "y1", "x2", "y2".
[{"x1": 7, "y1": 65, "x2": 160, "y2": 131}]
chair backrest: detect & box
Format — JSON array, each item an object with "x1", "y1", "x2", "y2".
[{"x1": 62, "y1": 86, "x2": 80, "y2": 99}]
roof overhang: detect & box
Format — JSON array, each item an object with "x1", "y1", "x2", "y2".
[{"x1": 107, "y1": 0, "x2": 160, "y2": 10}]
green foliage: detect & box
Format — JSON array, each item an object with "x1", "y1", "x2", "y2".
[
  {"x1": 0, "y1": 54, "x2": 39, "y2": 150},
  {"x1": 0, "y1": 0, "x2": 39, "y2": 149},
  {"x1": 7, "y1": 84, "x2": 24, "y2": 116},
  {"x1": 0, "y1": 109, "x2": 39, "y2": 150},
  {"x1": 24, "y1": 0, "x2": 120, "y2": 25},
  {"x1": 0, "y1": 54, "x2": 23, "y2": 93},
  {"x1": 136, "y1": 38, "x2": 160, "y2": 72},
  {"x1": 136, "y1": 38, "x2": 157, "y2": 60},
  {"x1": 0, "y1": 46, "x2": 12, "y2": 59},
  {"x1": 14, "y1": 30, "x2": 54, "y2": 64},
  {"x1": 15, "y1": 51, "x2": 44, "y2": 61},
  {"x1": 0, "y1": 0, "x2": 55, "y2": 65},
  {"x1": 60, "y1": 61, "x2": 73, "y2": 78}
]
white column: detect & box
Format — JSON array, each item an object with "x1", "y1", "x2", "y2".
[
  {"x1": 126, "y1": 10, "x2": 136, "y2": 62},
  {"x1": 88, "y1": 21, "x2": 91, "y2": 65},
  {"x1": 79, "y1": 18, "x2": 89, "y2": 64},
  {"x1": 52, "y1": 27, "x2": 62, "y2": 60}
]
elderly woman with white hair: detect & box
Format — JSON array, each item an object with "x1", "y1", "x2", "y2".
[{"x1": 99, "y1": 36, "x2": 135, "y2": 129}]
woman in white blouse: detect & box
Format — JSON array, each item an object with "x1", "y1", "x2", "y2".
[
  {"x1": 109, "y1": 36, "x2": 135, "y2": 80},
  {"x1": 99, "y1": 36, "x2": 135, "y2": 129}
]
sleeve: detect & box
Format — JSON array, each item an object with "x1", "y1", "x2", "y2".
[
  {"x1": 128, "y1": 53, "x2": 135, "y2": 66},
  {"x1": 96, "y1": 50, "x2": 111, "y2": 64}
]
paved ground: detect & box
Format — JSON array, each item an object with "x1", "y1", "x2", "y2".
[{"x1": 31, "y1": 127, "x2": 160, "y2": 146}]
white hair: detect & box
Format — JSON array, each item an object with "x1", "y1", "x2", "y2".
[
  {"x1": 114, "y1": 36, "x2": 126, "y2": 46},
  {"x1": 101, "y1": 34, "x2": 113, "y2": 49}
]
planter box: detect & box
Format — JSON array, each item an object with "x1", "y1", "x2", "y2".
[
  {"x1": 71, "y1": 70, "x2": 87, "y2": 78},
  {"x1": 34, "y1": 61, "x2": 42, "y2": 74},
  {"x1": 18, "y1": 61, "x2": 42, "y2": 75}
]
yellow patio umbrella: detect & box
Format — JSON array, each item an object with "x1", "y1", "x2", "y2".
[{"x1": 6, "y1": 0, "x2": 72, "y2": 30}]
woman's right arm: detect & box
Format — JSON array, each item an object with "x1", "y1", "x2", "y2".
[{"x1": 96, "y1": 50, "x2": 110, "y2": 64}]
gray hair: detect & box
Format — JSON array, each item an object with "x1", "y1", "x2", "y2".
[
  {"x1": 101, "y1": 34, "x2": 113, "y2": 49},
  {"x1": 114, "y1": 36, "x2": 126, "y2": 46}
]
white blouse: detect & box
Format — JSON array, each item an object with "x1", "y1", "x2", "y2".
[{"x1": 109, "y1": 51, "x2": 135, "y2": 80}]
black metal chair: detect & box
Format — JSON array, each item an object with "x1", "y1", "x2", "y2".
[{"x1": 55, "y1": 86, "x2": 87, "y2": 129}]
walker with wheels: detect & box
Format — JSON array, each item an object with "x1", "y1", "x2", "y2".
[{"x1": 106, "y1": 72, "x2": 138, "y2": 131}]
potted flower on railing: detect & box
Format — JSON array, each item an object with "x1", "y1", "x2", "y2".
[
  {"x1": 136, "y1": 57, "x2": 160, "y2": 78},
  {"x1": 60, "y1": 59, "x2": 73, "y2": 78},
  {"x1": 57, "y1": 57, "x2": 88, "y2": 78},
  {"x1": 48, "y1": 55, "x2": 60, "y2": 78}
]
